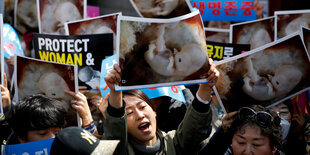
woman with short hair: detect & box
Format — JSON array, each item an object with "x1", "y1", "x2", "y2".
[{"x1": 200, "y1": 105, "x2": 282, "y2": 155}]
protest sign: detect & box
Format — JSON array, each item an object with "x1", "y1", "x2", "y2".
[
  {"x1": 0, "y1": 89, "x2": 2, "y2": 119},
  {"x1": 65, "y1": 12, "x2": 120, "y2": 52},
  {"x1": 130, "y1": 0, "x2": 192, "y2": 18},
  {"x1": 230, "y1": 16, "x2": 274, "y2": 50},
  {"x1": 190, "y1": 0, "x2": 256, "y2": 22},
  {"x1": 3, "y1": 23, "x2": 23, "y2": 95},
  {"x1": 0, "y1": 15, "x2": 3, "y2": 84},
  {"x1": 15, "y1": 56, "x2": 78, "y2": 126},
  {"x1": 99, "y1": 54, "x2": 117, "y2": 98},
  {"x1": 301, "y1": 26, "x2": 310, "y2": 55},
  {"x1": 214, "y1": 32, "x2": 310, "y2": 112},
  {"x1": 37, "y1": 0, "x2": 86, "y2": 35},
  {"x1": 205, "y1": 28, "x2": 230, "y2": 43},
  {"x1": 2, "y1": 138, "x2": 54, "y2": 155},
  {"x1": 33, "y1": 33, "x2": 113, "y2": 97},
  {"x1": 207, "y1": 40, "x2": 250, "y2": 61},
  {"x1": 14, "y1": 0, "x2": 38, "y2": 33},
  {"x1": 141, "y1": 86, "x2": 185, "y2": 103},
  {"x1": 99, "y1": 54, "x2": 186, "y2": 102},
  {"x1": 275, "y1": 9, "x2": 310, "y2": 40},
  {"x1": 3, "y1": 23, "x2": 24, "y2": 59},
  {"x1": 116, "y1": 11, "x2": 210, "y2": 91},
  {"x1": 0, "y1": 15, "x2": 3, "y2": 117}
]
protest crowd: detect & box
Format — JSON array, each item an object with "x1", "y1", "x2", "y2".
[{"x1": 1, "y1": 0, "x2": 310, "y2": 154}]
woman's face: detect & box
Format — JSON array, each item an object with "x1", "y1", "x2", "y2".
[
  {"x1": 270, "y1": 102, "x2": 292, "y2": 122},
  {"x1": 18, "y1": 127, "x2": 61, "y2": 143},
  {"x1": 124, "y1": 95, "x2": 157, "y2": 146},
  {"x1": 232, "y1": 125, "x2": 276, "y2": 155}
]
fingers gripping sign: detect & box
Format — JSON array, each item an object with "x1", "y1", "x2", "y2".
[
  {"x1": 104, "y1": 64, "x2": 122, "y2": 92},
  {"x1": 1, "y1": 73, "x2": 11, "y2": 109},
  {"x1": 64, "y1": 90, "x2": 93, "y2": 127}
]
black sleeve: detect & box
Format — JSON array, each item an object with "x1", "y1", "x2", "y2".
[
  {"x1": 199, "y1": 126, "x2": 233, "y2": 155},
  {"x1": 106, "y1": 102, "x2": 125, "y2": 117},
  {"x1": 192, "y1": 97, "x2": 210, "y2": 113}
]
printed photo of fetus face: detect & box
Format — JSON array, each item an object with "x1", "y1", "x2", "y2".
[
  {"x1": 17, "y1": 57, "x2": 75, "y2": 111},
  {"x1": 214, "y1": 34, "x2": 310, "y2": 112},
  {"x1": 119, "y1": 13, "x2": 209, "y2": 86},
  {"x1": 277, "y1": 13, "x2": 310, "y2": 39},
  {"x1": 233, "y1": 18, "x2": 274, "y2": 50},
  {"x1": 15, "y1": 0, "x2": 38, "y2": 33},
  {"x1": 67, "y1": 15, "x2": 118, "y2": 49},
  {"x1": 40, "y1": 0, "x2": 83, "y2": 34},
  {"x1": 132, "y1": 0, "x2": 191, "y2": 18}
]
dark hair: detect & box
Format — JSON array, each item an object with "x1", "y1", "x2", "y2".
[
  {"x1": 123, "y1": 89, "x2": 154, "y2": 110},
  {"x1": 10, "y1": 94, "x2": 66, "y2": 139},
  {"x1": 230, "y1": 105, "x2": 282, "y2": 149},
  {"x1": 282, "y1": 99, "x2": 294, "y2": 116}
]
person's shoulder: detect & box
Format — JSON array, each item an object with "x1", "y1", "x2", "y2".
[
  {"x1": 6, "y1": 131, "x2": 20, "y2": 145},
  {"x1": 161, "y1": 130, "x2": 176, "y2": 139}
]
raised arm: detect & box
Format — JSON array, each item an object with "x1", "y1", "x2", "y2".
[
  {"x1": 1, "y1": 73, "x2": 11, "y2": 108},
  {"x1": 1, "y1": 73, "x2": 12, "y2": 122},
  {"x1": 174, "y1": 59, "x2": 219, "y2": 154},
  {"x1": 197, "y1": 58, "x2": 219, "y2": 102},
  {"x1": 103, "y1": 64, "x2": 128, "y2": 155},
  {"x1": 64, "y1": 90, "x2": 101, "y2": 138}
]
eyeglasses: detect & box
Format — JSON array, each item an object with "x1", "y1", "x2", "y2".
[{"x1": 238, "y1": 107, "x2": 274, "y2": 127}]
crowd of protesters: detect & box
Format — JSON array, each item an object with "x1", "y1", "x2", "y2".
[{"x1": 1, "y1": 0, "x2": 310, "y2": 155}]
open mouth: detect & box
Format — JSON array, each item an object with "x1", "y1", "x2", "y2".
[{"x1": 138, "y1": 123, "x2": 150, "y2": 131}]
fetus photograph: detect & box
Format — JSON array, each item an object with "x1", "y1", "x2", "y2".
[
  {"x1": 205, "y1": 28, "x2": 230, "y2": 43},
  {"x1": 130, "y1": 0, "x2": 191, "y2": 18},
  {"x1": 214, "y1": 33, "x2": 310, "y2": 112},
  {"x1": 0, "y1": 15, "x2": 2, "y2": 85},
  {"x1": 65, "y1": 13, "x2": 119, "y2": 51},
  {"x1": 16, "y1": 56, "x2": 76, "y2": 111},
  {"x1": 66, "y1": 13, "x2": 118, "y2": 35},
  {"x1": 14, "y1": 0, "x2": 38, "y2": 33},
  {"x1": 231, "y1": 16, "x2": 275, "y2": 50},
  {"x1": 117, "y1": 11, "x2": 209, "y2": 90},
  {"x1": 38, "y1": 0, "x2": 85, "y2": 34},
  {"x1": 276, "y1": 11, "x2": 310, "y2": 40}
]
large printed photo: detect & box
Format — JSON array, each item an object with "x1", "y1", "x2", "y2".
[
  {"x1": 65, "y1": 13, "x2": 119, "y2": 52},
  {"x1": 214, "y1": 33, "x2": 310, "y2": 112},
  {"x1": 116, "y1": 11, "x2": 209, "y2": 90},
  {"x1": 33, "y1": 33, "x2": 114, "y2": 97},
  {"x1": 230, "y1": 16, "x2": 274, "y2": 50},
  {"x1": 275, "y1": 10, "x2": 310, "y2": 40},
  {"x1": 130, "y1": 0, "x2": 192, "y2": 18},
  {"x1": 15, "y1": 56, "x2": 78, "y2": 125},
  {"x1": 0, "y1": 15, "x2": 3, "y2": 116},
  {"x1": 14, "y1": 0, "x2": 38, "y2": 33},
  {"x1": 37, "y1": 0, "x2": 86, "y2": 34}
]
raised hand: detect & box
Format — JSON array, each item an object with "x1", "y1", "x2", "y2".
[
  {"x1": 292, "y1": 102, "x2": 306, "y2": 140},
  {"x1": 104, "y1": 64, "x2": 121, "y2": 92},
  {"x1": 104, "y1": 64, "x2": 122, "y2": 109},
  {"x1": 198, "y1": 58, "x2": 220, "y2": 101},
  {"x1": 64, "y1": 90, "x2": 93, "y2": 127},
  {"x1": 1, "y1": 73, "x2": 11, "y2": 109},
  {"x1": 222, "y1": 111, "x2": 238, "y2": 132}
]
